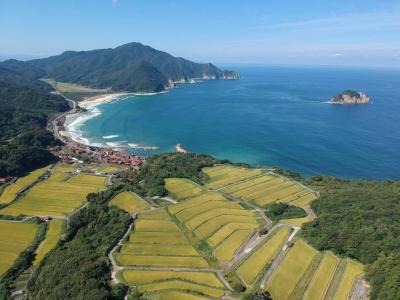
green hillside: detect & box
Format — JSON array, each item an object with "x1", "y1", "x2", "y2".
[{"x1": 0, "y1": 65, "x2": 69, "y2": 177}]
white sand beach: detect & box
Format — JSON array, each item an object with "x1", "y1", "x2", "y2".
[{"x1": 78, "y1": 93, "x2": 129, "y2": 108}]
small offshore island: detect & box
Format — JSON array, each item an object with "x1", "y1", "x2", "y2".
[{"x1": 329, "y1": 90, "x2": 370, "y2": 105}]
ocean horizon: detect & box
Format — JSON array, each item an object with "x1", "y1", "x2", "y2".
[{"x1": 70, "y1": 64, "x2": 400, "y2": 179}]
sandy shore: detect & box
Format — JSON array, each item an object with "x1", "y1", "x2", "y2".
[{"x1": 78, "y1": 93, "x2": 129, "y2": 108}]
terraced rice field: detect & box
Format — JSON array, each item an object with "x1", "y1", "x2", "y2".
[
  {"x1": 120, "y1": 243, "x2": 198, "y2": 256},
  {"x1": 220, "y1": 172, "x2": 317, "y2": 207},
  {"x1": 33, "y1": 219, "x2": 64, "y2": 266},
  {"x1": 194, "y1": 215, "x2": 258, "y2": 240},
  {"x1": 333, "y1": 260, "x2": 364, "y2": 300},
  {"x1": 208, "y1": 223, "x2": 259, "y2": 247},
  {"x1": 302, "y1": 252, "x2": 339, "y2": 300},
  {"x1": 116, "y1": 255, "x2": 209, "y2": 268},
  {"x1": 150, "y1": 291, "x2": 208, "y2": 300},
  {"x1": 0, "y1": 165, "x2": 50, "y2": 205},
  {"x1": 138, "y1": 280, "x2": 225, "y2": 298},
  {"x1": 214, "y1": 229, "x2": 253, "y2": 263},
  {"x1": 168, "y1": 192, "x2": 226, "y2": 215},
  {"x1": 236, "y1": 226, "x2": 290, "y2": 286},
  {"x1": 290, "y1": 193, "x2": 318, "y2": 207},
  {"x1": 267, "y1": 240, "x2": 317, "y2": 300},
  {"x1": 121, "y1": 270, "x2": 224, "y2": 288},
  {"x1": 168, "y1": 190, "x2": 260, "y2": 262},
  {"x1": 0, "y1": 221, "x2": 37, "y2": 277},
  {"x1": 115, "y1": 209, "x2": 209, "y2": 269},
  {"x1": 129, "y1": 231, "x2": 189, "y2": 245},
  {"x1": 165, "y1": 178, "x2": 205, "y2": 201},
  {"x1": 109, "y1": 191, "x2": 149, "y2": 213},
  {"x1": 114, "y1": 167, "x2": 364, "y2": 299},
  {"x1": 45, "y1": 164, "x2": 75, "y2": 182},
  {"x1": 202, "y1": 165, "x2": 263, "y2": 189},
  {"x1": 0, "y1": 173, "x2": 106, "y2": 217},
  {"x1": 140, "y1": 208, "x2": 170, "y2": 219},
  {"x1": 98, "y1": 165, "x2": 122, "y2": 174}
]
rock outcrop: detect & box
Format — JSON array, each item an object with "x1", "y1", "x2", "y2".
[{"x1": 329, "y1": 90, "x2": 370, "y2": 104}]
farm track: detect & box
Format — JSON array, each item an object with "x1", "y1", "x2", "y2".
[
  {"x1": 109, "y1": 218, "x2": 135, "y2": 284},
  {"x1": 225, "y1": 223, "x2": 288, "y2": 271},
  {"x1": 304, "y1": 204, "x2": 317, "y2": 221},
  {"x1": 159, "y1": 197, "x2": 178, "y2": 204},
  {"x1": 259, "y1": 226, "x2": 300, "y2": 289}
]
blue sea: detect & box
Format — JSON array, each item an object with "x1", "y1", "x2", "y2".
[{"x1": 73, "y1": 65, "x2": 400, "y2": 179}]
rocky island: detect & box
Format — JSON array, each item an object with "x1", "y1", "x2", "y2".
[{"x1": 329, "y1": 90, "x2": 370, "y2": 104}]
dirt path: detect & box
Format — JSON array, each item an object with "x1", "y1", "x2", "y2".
[
  {"x1": 159, "y1": 196, "x2": 178, "y2": 204},
  {"x1": 226, "y1": 223, "x2": 288, "y2": 271},
  {"x1": 304, "y1": 204, "x2": 317, "y2": 220}
]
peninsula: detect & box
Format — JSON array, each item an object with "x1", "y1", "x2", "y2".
[{"x1": 329, "y1": 90, "x2": 370, "y2": 104}]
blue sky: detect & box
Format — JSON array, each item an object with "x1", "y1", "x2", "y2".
[{"x1": 1, "y1": 0, "x2": 400, "y2": 67}]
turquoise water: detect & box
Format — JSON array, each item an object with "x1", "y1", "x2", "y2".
[{"x1": 78, "y1": 65, "x2": 400, "y2": 179}]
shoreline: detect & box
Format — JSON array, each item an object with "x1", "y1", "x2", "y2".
[
  {"x1": 78, "y1": 92, "x2": 130, "y2": 108},
  {"x1": 59, "y1": 80, "x2": 198, "y2": 147},
  {"x1": 57, "y1": 76, "x2": 233, "y2": 150},
  {"x1": 59, "y1": 90, "x2": 168, "y2": 148}
]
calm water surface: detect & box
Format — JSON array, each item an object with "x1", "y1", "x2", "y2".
[{"x1": 79, "y1": 65, "x2": 400, "y2": 179}]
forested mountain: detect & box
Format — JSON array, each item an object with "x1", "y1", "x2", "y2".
[
  {"x1": 0, "y1": 64, "x2": 69, "y2": 177},
  {"x1": 26, "y1": 42, "x2": 238, "y2": 92},
  {"x1": 0, "y1": 63, "x2": 50, "y2": 91}
]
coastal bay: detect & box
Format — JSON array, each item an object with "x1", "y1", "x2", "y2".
[{"x1": 67, "y1": 65, "x2": 400, "y2": 179}]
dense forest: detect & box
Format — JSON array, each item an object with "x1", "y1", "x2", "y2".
[
  {"x1": 302, "y1": 176, "x2": 400, "y2": 300},
  {"x1": 265, "y1": 202, "x2": 307, "y2": 221},
  {"x1": 0, "y1": 64, "x2": 69, "y2": 177}
]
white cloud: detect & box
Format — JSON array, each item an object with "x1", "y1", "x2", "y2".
[
  {"x1": 112, "y1": 0, "x2": 118, "y2": 4},
  {"x1": 252, "y1": 11, "x2": 400, "y2": 34}
]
